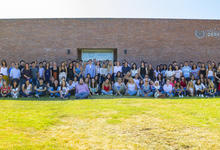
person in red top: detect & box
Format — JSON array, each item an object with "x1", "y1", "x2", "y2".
[
  {"x1": 101, "y1": 78, "x2": 113, "y2": 95},
  {"x1": 0, "y1": 80, "x2": 11, "y2": 97},
  {"x1": 180, "y1": 76, "x2": 187, "y2": 96}
]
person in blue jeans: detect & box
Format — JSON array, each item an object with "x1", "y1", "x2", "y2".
[
  {"x1": 34, "y1": 78, "x2": 47, "y2": 98},
  {"x1": 59, "y1": 80, "x2": 70, "y2": 99},
  {"x1": 48, "y1": 80, "x2": 60, "y2": 98},
  {"x1": 163, "y1": 79, "x2": 174, "y2": 97},
  {"x1": 75, "y1": 78, "x2": 90, "y2": 99},
  {"x1": 101, "y1": 78, "x2": 113, "y2": 95},
  {"x1": 138, "y1": 80, "x2": 153, "y2": 97},
  {"x1": 126, "y1": 78, "x2": 137, "y2": 96}
]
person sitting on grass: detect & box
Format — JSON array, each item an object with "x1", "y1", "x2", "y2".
[
  {"x1": 89, "y1": 78, "x2": 99, "y2": 95},
  {"x1": 207, "y1": 79, "x2": 216, "y2": 97},
  {"x1": 21, "y1": 80, "x2": 33, "y2": 97},
  {"x1": 113, "y1": 77, "x2": 126, "y2": 96},
  {"x1": 152, "y1": 81, "x2": 164, "y2": 98},
  {"x1": 48, "y1": 80, "x2": 60, "y2": 98},
  {"x1": 174, "y1": 82, "x2": 184, "y2": 98},
  {"x1": 180, "y1": 76, "x2": 187, "y2": 96},
  {"x1": 59, "y1": 80, "x2": 70, "y2": 99},
  {"x1": 194, "y1": 79, "x2": 206, "y2": 97},
  {"x1": 70, "y1": 76, "x2": 79, "y2": 94},
  {"x1": 137, "y1": 80, "x2": 144, "y2": 96},
  {"x1": 0, "y1": 80, "x2": 11, "y2": 97},
  {"x1": 163, "y1": 79, "x2": 174, "y2": 97},
  {"x1": 34, "y1": 78, "x2": 47, "y2": 98},
  {"x1": 126, "y1": 78, "x2": 137, "y2": 96},
  {"x1": 0, "y1": 73, "x2": 5, "y2": 88},
  {"x1": 11, "y1": 80, "x2": 20, "y2": 99},
  {"x1": 138, "y1": 79, "x2": 152, "y2": 97},
  {"x1": 75, "y1": 78, "x2": 90, "y2": 99},
  {"x1": 101, "y1": 78, "x2": 113, "y2": 95},
  {"x1": 186, "y1": 81, "x2": 194, "y2": 96},
  {"x1": 67, "y1": 79, "x2": 75, "y2": 96}
]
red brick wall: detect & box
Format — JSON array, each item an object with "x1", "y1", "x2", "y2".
[{"x1": 0, "y1": 18, "x2": 219, "y2": 65}]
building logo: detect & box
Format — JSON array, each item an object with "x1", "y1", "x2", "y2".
[
  {"x1": 195, "y1": 30, "x2": 206, "y2": 39},
  {"x1": 195, "y1": 29, "x2": 220, "y2": 39}
]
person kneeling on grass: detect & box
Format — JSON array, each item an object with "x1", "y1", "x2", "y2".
[
  {"x1": 34, "y1": 78, "x2": 47, "y2": 98},
  {"x1": 48, "y1": 80, "x2": 60, "y2": 98},
  {"x1": 21, "y1": 80, "x2": 33, "y2": 97},
  {"x1": 101, "y1": 78, "x2": 113, "y2": 95},
  {"x1": 11, "y1": 80, "x2": 20, "y2": 99},
  {"x1": 163, "y1": 79, "x2": 174, "y2": 97},
  {"x1": 113, "y1": 77, "x2": 126, "y2": 96},
  {"x1": 75, "y1": 78, "x2": 90, "y2": 99},
  {"x1": 0, "y1": 80, "x2": 11, "y2": 97},
  {"x1": 60, "y1": 80, "x2": 70, "y2": 99}
]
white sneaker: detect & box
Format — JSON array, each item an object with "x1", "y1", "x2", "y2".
[{"x1": 201, "y1": 94, "x2": 204, "y2": 97}]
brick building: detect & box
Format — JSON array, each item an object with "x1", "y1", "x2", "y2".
[{"x1": 0, "y1": 18, "x2": 219, "y2": 65}]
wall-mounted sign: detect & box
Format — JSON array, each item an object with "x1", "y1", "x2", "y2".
[{"x1": 195, "y1": 29, "x2": 220, "y2": 39}]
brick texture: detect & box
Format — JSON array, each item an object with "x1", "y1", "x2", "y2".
[{"x1": 0, "y1": 18, "x2": 219, "y2": 65}]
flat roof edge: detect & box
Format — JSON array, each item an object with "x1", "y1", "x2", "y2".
[{"x1": 0, "y1": 17, "x2": 220, "y2": 21}]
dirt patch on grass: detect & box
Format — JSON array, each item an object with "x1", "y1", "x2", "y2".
[{"x1": 44, "y1": 113, "x2": 220, "y2": 149}]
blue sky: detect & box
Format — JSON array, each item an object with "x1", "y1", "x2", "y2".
[{"x1": 0, "y1": 0, "x2": 219, "y2": 19}]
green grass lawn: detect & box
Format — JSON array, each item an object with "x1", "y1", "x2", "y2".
[{"x1": 0, "y1": 97, "x2": 220, "y2": 149}]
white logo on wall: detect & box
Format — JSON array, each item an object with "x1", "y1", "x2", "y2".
[{"x1": 195, "y1": 29, "x2": 220, "y2": 39}]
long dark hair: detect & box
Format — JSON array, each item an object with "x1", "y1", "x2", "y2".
[
  {"x1": 1, "y1": 60, "x2": 7, "y2": 67},
  {"x1": 61, "y1": 80, "x2": 67, "y2": 90},
  {"x1": 90, "y1": 78, "x2": 97, "y2": 88}
]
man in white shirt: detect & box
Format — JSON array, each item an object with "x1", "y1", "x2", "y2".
[
  {"x1": 10, "y1": 63, "x2": 21, "y2": 82},
  {"x1": 163, "y1": 79, "x2": 174, "y2": 97}
]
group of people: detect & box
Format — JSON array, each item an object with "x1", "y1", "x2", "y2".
[{"x1": 0, "y1": 59, "x2": 219, "y2": 99}]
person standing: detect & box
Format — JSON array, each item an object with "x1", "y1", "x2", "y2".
[
  {"x1": 182, "y1": 61, "x2": 192, "y2": 81},
  {"x1": 10, "y1": 63, "x2": 21, "y2": 83},
  {"x1": 85, "y1": 59, "x2": 96, "y2": 78}
]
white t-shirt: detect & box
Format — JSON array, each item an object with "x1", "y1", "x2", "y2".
[
  {"x1": 114, "y1": 66, "x2": 122, "y2": 74},
  {"x1": 100, "y1": 68, "x2": 108, "y2": 76},
  {"x1": 25, "y1": 84, "x2": 32, "y2": 95},
  {"x1": 195, "y1": 84, "x2": 206, "y2": 91},
  {"x1": 67, "y1": 81, "x2": 78, "y2": 90},
  {"x1": 127, "y1": 83, "x2": 136, "y2": 91},
  {"x1": 10, "y1": 68, "x2": 21, "y2": 79},
  {"x1": 133, "y1": 79, "x2": 140, "y2": 89},
  {"x1": 39, "y1": 67, "x2": 45, "y2": 78},
  {"x1": 163, "y1": 84, "x2": 173, "y2": 93},
  {"x1": 95, "y1": 66, "x2": 100, "y2": 74},
  {"x1": 131, "y1": 69, "x2": 138, "y2": 77},
  {"x1": 165, "y1": 70, "x2": 175, "y2": 78},
  {"x1": 174, "y1": 70, "x2": 182, "y2": 79},
  {"x1": 59, "y1": 87, "x2": 69, "y2": 95},
  {"x1": 207, "y1": 70, "x2": 214, "y2": 77},
  {"x1": 0, "y1": 67, "x2": 8, "y2": 76}
]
